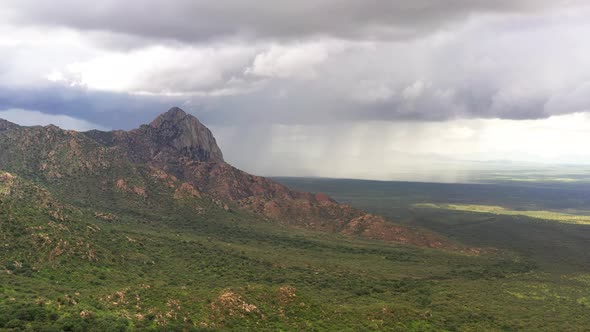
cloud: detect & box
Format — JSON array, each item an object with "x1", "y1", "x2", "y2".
[
  {"x1": 1, "y1": 1, "x2": 589, "y2": 125},
  {"x1": 246, "y1": 43, "x2": 333, "y2": 80},
  {"x1": 402, "y1": 81, "x2": 427, "y2": 100},
  {"x1": 1, "y1": 5, "x2": 590, "y2": 126},
  {"x1": 206, "y1": 8, "x2": 590, "y2": 123},
  {"x1": 0, "y1": 84, "x2": 183, "y2": 129},
  {"x1": 62, "y1": 45, "x2": 258, "y2": 94},
  {"x1": 0, "y1": 108, "x2": 108, "y2": 131},
  {"x1": 4, "y1": 0, "x2": 586, "y2": 45}
]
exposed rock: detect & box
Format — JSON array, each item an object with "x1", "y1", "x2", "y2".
[
  {"x1": 0, "y1": 172, "x2": 15, "y2": 182},
  {"x1": 94, "y1": 212, "x2": 118, "y2": 222},
  {"x1": 84, "y1": 107, "x2": 223, "y2": 166},
  {"x1": 315, "y1": 192, "x2": 335, "y2": 204},
  {"x1": 150, "y1": 167, "x2": 178, "y2": 188},
  {"x1": 80, "y1": 310, "x2": 93, "y2": 319},
  {"x1": 277, "y1": 286, "x2": 297, "y2": 304},
  {"x1": 174, "y1": 182, "x2": 201, "y2": 199},
  {"x1": 115, "y1": 179, "x2": 147, "y2": 198},
  {"x1": 148, "y1": 107, "x2": 224, "y2": 163},
  {"x1": 210, "y1": 290, "x2": 259, "y2": 319}
]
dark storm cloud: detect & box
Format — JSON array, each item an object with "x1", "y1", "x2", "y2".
[
  {"x1": 4, "y1": 0, "x2": 575, "y2": 45},
  {"x1": 1, "y1": 75, "x2": 584, "y2": 131},
  {"x1": 0, "y1": 0, "x2": 589, "y2": 128},
  {"x1": 188, "y1": 83, "x2": 555, "y2": 126},
  {"x1": 0, "y1": 84, "x2": 183, "y2": 129}
]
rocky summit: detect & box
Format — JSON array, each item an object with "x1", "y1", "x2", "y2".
[{"x1": 147, "y1": 107, "x2": 224, "y2": 163}]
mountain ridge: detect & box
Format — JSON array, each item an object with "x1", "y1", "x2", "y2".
[
  {"x1": 0, "y1": 107, "x2": 458, "y2": 250},
  {"x1": 0, "y1": 118, "x2": 19, "y2": 131}
]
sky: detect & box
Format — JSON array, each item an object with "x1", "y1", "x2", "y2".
[{"x1": 1, "y1": 0, "x2": 590, "y2": 180}]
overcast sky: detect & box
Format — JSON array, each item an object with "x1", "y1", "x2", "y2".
[{"x1": 1, "y1": 1, "x2": 590, "y2": 180}]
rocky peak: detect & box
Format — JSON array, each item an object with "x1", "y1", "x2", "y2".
[
  {"x1": 150, "y1": 107, "x2": 188, "y2": 126},
  {"x1": 147, "y1": 107, "x2": 224, "y2": 162}
]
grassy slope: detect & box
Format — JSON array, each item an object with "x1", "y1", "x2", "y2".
[
  {"x1": 274, "y1": 177, "x2": 590, "y2": 330},
  {"x1": 3, "y1": 176, "x2": 590, "y2": 331}
]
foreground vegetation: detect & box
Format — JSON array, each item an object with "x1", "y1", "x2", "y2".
[
  {"x1": 1, "y1": 175, "x2": 590, "y2": 330},
  {"x1": 276, "y1": 177, "x2": 590, "y2": 330}
]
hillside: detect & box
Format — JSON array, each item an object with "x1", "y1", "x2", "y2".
[
  {"x1": 2, "y1": 109, "x2": 590, "y2": 330},
  {"x1": 0, "y1": 107, "x2": 451, "y2": 249},
  {"x1": 3, "y1": 169, "x2": 555, "y2": 331},
  {"x1": 1, "y1": 108, "x2": 464, "y2": 330}
]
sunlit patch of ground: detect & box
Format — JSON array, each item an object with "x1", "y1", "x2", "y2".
[{"x1": 414, "y1": 203, "x2": 590, "y2": 225}]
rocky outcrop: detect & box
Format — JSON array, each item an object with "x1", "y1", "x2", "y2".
[
  {"x1": 83, "y1": 108, "x2": 224, "y2": 178},
  {"x1": 147, "y1": 107, "x2": 224, "y2": 162}
]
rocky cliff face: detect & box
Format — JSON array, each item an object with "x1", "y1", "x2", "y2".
[
  {"x1": 0, "y1": 107, "x2": 456, "y2": 249},
  {"x1": 84, "y1": 107, "x2": 223, "y2": 167},
  {"x1": 147, "y1": 107, "x2": 224, "y2": 162}
]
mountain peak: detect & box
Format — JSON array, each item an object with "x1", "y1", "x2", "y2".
[
  {"x1": 147, "y1": 107, "x2": 224, "y2": 162},
  {"x1": 150, "y1": 107, "x2": 190, "y2": 128},
  {"x1": 167, "y1": 106, "x2": 186, "y2": 115}
]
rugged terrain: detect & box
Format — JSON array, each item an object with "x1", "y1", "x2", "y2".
[
  {"x1": 0, "y1": 107, "x2": 449, "y2": 249},
  {"x1": 2, "y1": 108, "x2": 590, "y2": 330}
]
